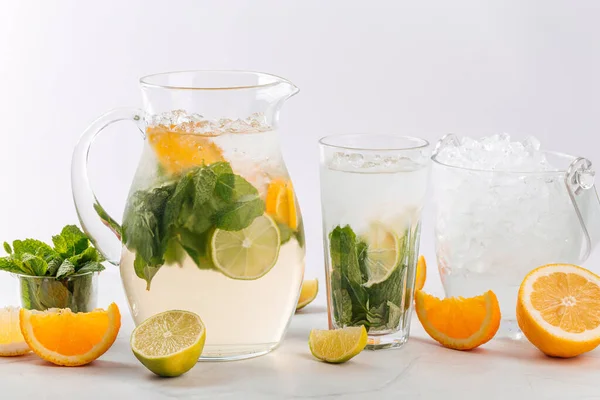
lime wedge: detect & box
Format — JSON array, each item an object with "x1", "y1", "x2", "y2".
[
  {"x1": 362, "y1": 222, "x2": 403, "y2": 287},
  {"x1": 309, "y1": 326, "x2": 368, "y2": 363},
  {"x1": 131, "y1": 310, "x2": 205, "y2": 377},
  {"x1": 210, "y1": 214, "x2": 280, "y2": 280},
  {"x1": 296, "y1": 279, "x2": 319, "y2": 311}
]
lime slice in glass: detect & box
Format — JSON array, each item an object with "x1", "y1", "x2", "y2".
[
  {"x1": 131, "y1": 310, "x2": 206, "y2": 377},
  {"x1": 362, "y1": 222, "x2": 403, "y2": 287},
  {"x1": 210, "y1": 214, "x2": 281, "y2": 280},
  {"x1": 309, "y1": 326, "x2": 368, "y2": 363}
]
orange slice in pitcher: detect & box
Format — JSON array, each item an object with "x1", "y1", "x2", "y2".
[
  {"x1": 517, "y1": 264, "x2": 600, "y2": 358},
  {"x1": 20, "y1": 303, "x2": 121, "y2": 366},
  {"x1": 147, "y1": 126, "x2": 224, "y2": 175},
  {"x1": 266, "y1": 178, "x2": 298, "y2": 230},
  {"x1": 415, "y1": 290, "x2": 501, "y2": 350}
]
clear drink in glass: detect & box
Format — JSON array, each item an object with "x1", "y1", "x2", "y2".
[{"x1": 319, "y1": 134, "x2": 431, "y2": 349}]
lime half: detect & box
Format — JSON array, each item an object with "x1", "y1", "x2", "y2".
[
  {"x1": 362, "y1": 222, "x2": 403, "y2": 287},
  {"x1": 210, "y1": 214, "x2": 281, "y2": 280},
  {"x1": 309, "y1": 326, "x2": 368, "y2": 363},
  {"x1": 131, "y1": 310, "x2": 205, "y2": 377}
]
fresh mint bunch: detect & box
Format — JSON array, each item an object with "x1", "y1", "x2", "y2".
[
  {"x1": 0, "y1": 225, "x2": 105, "y2": 312},
  {"x1": 122, "y1": 161, "x2": 266, "y2": 290},
  {"x1": 329, "y1": 225, "x2": 406, "y2": 332},
  {"x1": 0, "y1": 225, "x2": 105, "y2": 278}
]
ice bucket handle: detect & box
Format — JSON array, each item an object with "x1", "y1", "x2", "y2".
[{"x1": 565, "y1": 157, "x2": 600, "y2": 262}]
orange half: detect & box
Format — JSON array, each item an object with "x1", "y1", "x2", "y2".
[
  {"x1": 266, "y1": 178, "x2": 298, "y2": 230},
  {"x1": 415, "y1": 290, "x2": 501, "y2": 350},
  {"x1": 20, "y1": 303, "x2": 121, "y2": 366},
  {"x1": 517, "y1": 264, "x2": 600, "y2": 358}
]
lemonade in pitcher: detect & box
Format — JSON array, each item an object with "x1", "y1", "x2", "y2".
[{"x1": 72, "y1": 71, "x2": 305, "y2": 360}]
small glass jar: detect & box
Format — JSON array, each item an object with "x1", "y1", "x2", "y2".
[{"x1": 15, "y1": 272, "x2": 99, "y2": 312}]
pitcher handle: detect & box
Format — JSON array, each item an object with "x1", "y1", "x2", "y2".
[
  {"x1": 71, "y1": 108, "x2": 145, "y2": 265},
  {"x1": 565, "y1": 157, "x2": 600, "y2": 262}
]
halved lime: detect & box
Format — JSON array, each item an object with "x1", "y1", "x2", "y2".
[
  {"x1": 210, "y1": 214, "x2": 281, "y2": 280},
  {"x1": 362, "y1": 222, "x2": 403, "y2": 287},
  {"x1": 131, "y1": 310, "x2": 205, "y2": 377},
  {"x1": 309, "y1": 326, "x2": 368, "y2": 363}
]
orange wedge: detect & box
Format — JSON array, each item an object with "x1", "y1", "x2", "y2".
[
  {"x1": 266, "y1": 178, "x2": 298, "y2": 230},
  {"x1": 147, "y1": 126, "x2": 224, "y2": 175},
  {"x1": 415, "y1": 255, "x2": 426, "y2": 291},
  {"x1": 20, "y1": 303, "x2": 121, "y2": 366},
  {"x1": 517, "y1": 264, "x2": 600, "y2": 358},
  {"x1": 415, "y1": 290, "x2": 501, "y2": 350},
  {"x1": 296, "y1": 279, "x2": 318, "y2": 311}
]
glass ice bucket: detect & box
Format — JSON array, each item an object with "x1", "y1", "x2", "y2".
[
  {"x1": 432, "y1": 134, "x2": 600, "y2": 338},
  {"x1": 71, "y1": 71, "x2": 306, "y2": 360}
]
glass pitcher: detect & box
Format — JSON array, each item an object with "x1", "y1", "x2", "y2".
[
  {"x1": 71, "y1": 71, "x2": 305, "y2": 360},
  {"x1": 432, "y1": 134, "x2": 600, "y2": 338}
]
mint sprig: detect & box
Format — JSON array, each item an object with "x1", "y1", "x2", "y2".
[
  {"x1": 329, "y1": 224, "x2": 408, "y2": 332},
  {"x1": 0, "y1": 225, "x2": 105, "y2": 278},
  {"x1": 122, "y1": 161, "x2": 266, "y2": 290}
]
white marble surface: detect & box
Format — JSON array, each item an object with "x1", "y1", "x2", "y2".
[{"x1": 3, "y1": 296, "x2": 600, "y2": 400}]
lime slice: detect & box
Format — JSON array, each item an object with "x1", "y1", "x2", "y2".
[
  {"x1": 210, "y1": 214, "x2": 281, "y2": 280},
  {"x1": 309, "y1": 326, "x2": 368, "y2": 363},
  {"x1": 362, "y1": 222, "x2": 403, "y2": 287},
  {"x1": 131, "y1": 310, "x2": 205, "y2": 377}
]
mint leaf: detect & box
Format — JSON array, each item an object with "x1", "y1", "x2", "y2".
[
  {"x1": 386, "y1": 301, "x2": 402, "y2": 329},
  {"x1": 176, "y1": 229, "x2": 214, "y2": 270},
  {"x1": 13, "y1": 239, "x2": 53, "y2": 259},
  {"x1": 367, "y1": 264, "x2": 403, "y2": 309},
  {"x1": 3, "y1": 242, "x2": 12, "y2": 254},
  {"x1": 215, "y1": 174, "x2": 257, "y2": 203},
  {"x1": 213, "y1": 172, "x2": 264, "y2": 231},
  {"x1": 51, "y1": 235, "x2": 68, "y2": 256},
  {"x1": 216, "y1": 197, "x2": 265, "y2": 231},
  {"x1": 77, "y1": 261, "x2": 105, "y2": 274},
  {"x1": 123, "y1": 184, "x2": 175, "y2": 288},
  {"x1": 56, "y1": 259, "x2": 75, "y2": 279},
  {"x1": 21, "y1": 253, "x2": 48, "y2": 276},
  {"x1": 134, "y1": 253, "x2": 160, "y2": 290},
  {"x1": 163, "y1": 238, "x2": 184, "y2": 266},
  {"x1": 38, "y1": 279, "x2": 69, "y2": 309},
  {"x1": 193, "y1": 167, "x2": 218, "y2": 205},
  {"x1": 356, "y1": 239, "x2": 369, "y2": 282},
  {"x1": 68, "y1": 246, "x2": 100, "y2": 270},
  {"x1": 46, "y1": 258, "x2": 62, "y2": 276},
  {"x1": 329, "y1": 226, "x2": 363, "y2": 285},
  {"x1": 0, "y1": 257, "x2": 23, "y2": 273},
  {"x1": 294, "y1": 218, "x2": 305, "y2": 248},
  {"x1": 163, "y1": 174, "x2": 194, "y2": 232},
  {"x1": 93, "y1": 202, "x2": 123, "y2": 239},
  {"x1": 277, "y1": 222, "x2": 293, "y2": 244},
  {"x1": 209, "y1": 162, "x2": 233, "y2": 176},
  {"x1": 58, "y1": 225, "x2": 89, "y2": 256}
]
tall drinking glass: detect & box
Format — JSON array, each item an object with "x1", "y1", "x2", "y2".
[{"x1": 320, "y1": 134, "x2": 431, "y2": 349}]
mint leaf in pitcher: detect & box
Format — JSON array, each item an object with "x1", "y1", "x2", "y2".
[{"x1": 122, "y1": 161, "x2": 266, "y2": 289}]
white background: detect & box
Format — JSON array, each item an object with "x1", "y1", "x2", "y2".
[{"x1": 0, "y1": 0, "x2": 599, "y2": 307}]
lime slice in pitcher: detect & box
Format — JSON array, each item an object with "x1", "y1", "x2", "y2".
[
  {"x1": 362, "y1": 222, "x2": 403, "y2": 287},
  {"x1": 210, "y1": 215, "x2": 281, "y2": 280}
]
